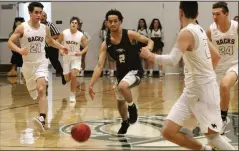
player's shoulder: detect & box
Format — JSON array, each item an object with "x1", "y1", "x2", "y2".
[
  {"x1": 62, "y1": 28, "x2": 70, "y2": 34},
  {"x1": 209, "y1": 22, "x2": 217, "y2": 30},
  {"x1": 179, "y1": 26, "x2": 195, "y2": 37}
]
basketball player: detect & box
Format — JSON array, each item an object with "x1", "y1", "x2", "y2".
[
  {"x1": 88, "y1": 9, "x2": 154, "y2": 134},
  {"x1": 8, "y1": 2, "x2": 68, "y2": 132},
  {"x1": 57, "y1": 17, "x2": 88, "y2": 102},
  {"x1": 206, "y1": 1, "x2": 238, "y2": 135},
  {"x1": 140, "y1": 2, "x2": 234, "y2": 150}
]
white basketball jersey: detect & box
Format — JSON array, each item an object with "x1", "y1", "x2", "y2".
[
  {"x1": 210, "y1": 20, "x2": 238, "y2": 72},
  {"x1": 20, "y1": 22, "x2": 46, "y2": 63},
  {"x1": 149, "y1": 29, "x2": 162, "y2": 38},
  {"x1": 182, "y1": 24, "x2": 216, "y2": 88},
  {"x1": 62, "y1": 29, "x2": 83, "y2": 62},
  {"x1": 137, "y1": 29, "x2": 148, "y2": 37}
]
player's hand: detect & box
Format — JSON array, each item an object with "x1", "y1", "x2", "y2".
[
  {"x1": 19, "y1": 47, "x2": 28, "y2": 56},
  {"x1": 62, "y1": 47, "x2": 68, "y2": 54},
  {"x1": 75, "y1": 51, "x2": 82, "y2": 56},
  {"x1": 140, "y1": 47, "x2": 151, "y2": 59},
  {"x1": 88, "y1": 86, "x2": 95, "y2": 100},
  {"x1": 59, "y1": 49, "x2": 66, "y2": 56}
]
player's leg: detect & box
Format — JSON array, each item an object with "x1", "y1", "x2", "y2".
[
  {"x1": 114, "y1": 84, "x2": 129, "y2": 134},
  {"x1": 143, "y1": 58, "x2": 148, "y2": 77},
  {"x1": 192, "y1": 81, "x2": 234, "y2": 150},
  {"x1": 8, "y1": 51, "x2": 19, "y2": 76},
  {"x1": 114, "y1": 71, "x2": 141, "y2": 134},
  {"x1": 34, "y1": 76, "x2": 48, "y2": 131},
  {"x1": 63, "y1": 61, "x2": 71, "y2": 83},
  {"x1": 108, "y1": 55, "x2": 115, "y2": 77},
  {"x1": 219, "y1": 68, "x2": 238, "y2": 134},
  {"x1": 161, "y1": 93, "x2": 208, "y2": 150},
  {"x1": 103, "y1": 53, "x2": 108, "y2": 75},
  {"x1": 205, "y1": 128, "x2": 235, "y2": 150},
  {"x1": 69, "y1": 59, "x2": 82, "y2": 102},
  {"x1": 156, "y1": 49, "x2": 164, "y2": 77},
  {"x1": 118, "y1": 70, "x2": 140, "y2": 124},
  {"x1": 33, "y1": 60, "x2": 49, "y2": 132},
  {"x1": 79, "y1": 53, "x2": 86, "y2": 76},
  {"x1": 148, "y1": 59, "x2": 154, "y2": 77}
]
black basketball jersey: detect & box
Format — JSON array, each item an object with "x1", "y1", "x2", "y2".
[{"x1": 106, "y1": 29, "x2": 143, "y2": 82}]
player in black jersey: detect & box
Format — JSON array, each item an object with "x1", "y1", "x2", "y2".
[{"x1": 88, "y1": 9, "x2": 153, "y2": 135}]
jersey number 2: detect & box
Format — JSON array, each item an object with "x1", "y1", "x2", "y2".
[{"x1": 119, "y1": 54, "x2": 125, "y2": 63}]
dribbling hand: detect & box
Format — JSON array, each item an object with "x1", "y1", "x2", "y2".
[{"x1": 88, "y1": 86, "x2": 95, "y2": 100}]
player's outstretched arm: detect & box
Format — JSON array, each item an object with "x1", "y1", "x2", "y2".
[
  {"x1": 140, "y1": 29, "x2": 191, "y2": 66},
  {"x1": 88, "y1": 41, "x2": 107, "y2": 100}
]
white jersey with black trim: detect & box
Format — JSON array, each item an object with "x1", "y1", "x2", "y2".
[
  {"x1": 62, "y1": 29, "x2": 83, "y2": 62},
  {"x1": 182, "y1": 24, "x2": 216, "y2": 88},
  {"x1": 20, "y1": 22, "x2": 46, "y2": 63},
  {"x1": 210, "y1": 20, "x2": 238, "y2": 73}
]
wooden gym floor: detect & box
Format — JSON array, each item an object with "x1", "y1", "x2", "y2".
[{"x1": 0, "y1": 74, "x2": 238, "y2": 150}]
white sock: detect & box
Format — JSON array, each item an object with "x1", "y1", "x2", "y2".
[
  {"x1": 149, "y1": 69, "x2": 153, "y2": 73},
  {"x1": 206, "y1": 133, "x2": 235, "y2": 150},
  {"x1": 128, "y1": 102, "x2": 134, "y2": 106}
]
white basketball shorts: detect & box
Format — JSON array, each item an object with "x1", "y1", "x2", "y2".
[{"x1": 166, "y1": 80, "x2": 222, "y2": 133}]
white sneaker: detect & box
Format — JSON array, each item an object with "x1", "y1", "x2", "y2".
[
  {"x1": 69, "y1": 93, "x2": 76, "y2": 102},
  {"x1": 148, "y1": 72, "x2": 153, "y2": 77},
  {"x1": 220, "y1": 116, "x2": 230, "y2": 135},
  {"x1": 33, "y1": 116, "x2": 45, "y2": 132}
]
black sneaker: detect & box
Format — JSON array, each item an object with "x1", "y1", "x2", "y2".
[
  {"x1": 61, "y1": 75, "x2": 67, "y2": 85},
  {"x1": 128, "y1": 103, "x2": 138, "y2": 124},
  {"x1": 117, "y1": 120, "x2": 130, "y2": 135}
]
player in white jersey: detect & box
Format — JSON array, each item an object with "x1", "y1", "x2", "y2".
[
  {"x1": 8, "y1": 2, "x2": 68, "y2": 132},
  {"x1": 206, "y1": 1, "x2": 238, "y2": 135},
  {"x1": 140, "y1": 2, "x2": 234, "y2": 150},
  {"x1": 57, "y1": 17, "x2": 88, "y2": 102}
]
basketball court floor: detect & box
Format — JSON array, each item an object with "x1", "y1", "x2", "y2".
[{"x1": 0, "y1": 71, "x2": 238, "y2": 150}]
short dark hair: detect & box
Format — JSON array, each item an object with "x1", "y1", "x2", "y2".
[
  {"x1": 105, "y1": 9, "x2": 123, "y2": 22},
  {"x1": 179, "y1": 1, "x2": 198, "y2": 19},
  {"x1": 70, "y1": 16, "x2": 80, "y2": 26},
  {"x1": 234, "y1": 16, "x2": 238, "y2": 20},
  {"x1": 212, "y1": 1, "x2": 229, "y2": 14},
  {"x1": 28, "y1": 2, "x2": 44, "y2": 12}
]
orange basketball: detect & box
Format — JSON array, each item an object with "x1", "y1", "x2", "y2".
[{"x1": 71, "y1": 123, "x2": 91, "y2": 142}]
